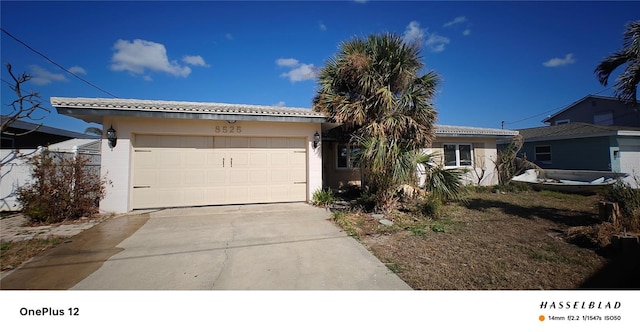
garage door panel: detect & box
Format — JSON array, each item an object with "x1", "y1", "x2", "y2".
[
  {"x1": 289, "y1": 138, "x2": 306, "y2": 148},
  {"x1": 185, "y1": 150, "x2": 207, "y2": 166},
  {"x1": 133, "y1": 135, "x2": 308, "y2": 209},
  {"x1": 271, "y1": 138, "x2": 288, "y2": 148},
  {"x1": 134, "y1": 151, "x2": 156, "y2": 168},
  {"x1": 271, "y1": 152, "x2": 288, "y2": 166},
  {"x1": 250, "y1": 137, "x2": 269, "y2": 148},
  {"x1": 159, "y1": 150, "x2": 181, "y2": 167},
  {"x1": 228, "y1": 137, "x2": 249, "y2": 148},
  {"x1": 291, "y1": 168, "x2": 306, "y2": 183},
  {"x1": 229, "y1": 170, "x2": 249, "y2": 185},
  {"x1": 159, "y1": 171, "x2": 181, "y2": 186},
  {"x1": 229, "y1": 152, "x2": 249, "y2": 168},
  {"x1": 249, "y1": 169, "x2": 269, "y2": 184},
  {"x1": 133, "y1": 170, "x2": 157, "y2": 186},
  {"x1": 207, "y1": 170, "x2": 226, "y2": 185},
  {"x1": 185, "y1": 170, "x2": 206, "y2": 186}
]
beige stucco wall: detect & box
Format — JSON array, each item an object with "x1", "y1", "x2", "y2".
[
  {"x1": 100, "y1": 116, "x2": 322, "y2": 213},
  {"x1": 430, "y1": 137, "x2": 499, "y2": 186},
  {"x1": 322, "y1": 137, "x2": 501, "y2": 191}
]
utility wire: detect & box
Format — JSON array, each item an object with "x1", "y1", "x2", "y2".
[
  {"x1": 505, "y1": 86, "x2": 614, "y2": 127},
  {"x1": 1, "y1": 28, "x2": 119, "y2": 98}
]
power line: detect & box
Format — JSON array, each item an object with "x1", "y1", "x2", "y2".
[
  {"x1": 1, "y1": 28, "x2": 119, "y2": 98},
  {"x1": 505, "y1": 86, "x2": 614, "y2": 127}
]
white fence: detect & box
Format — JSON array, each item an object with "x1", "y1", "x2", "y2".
[{"x1": 0, "y1": 146, "x2": 101, "y2": 212}]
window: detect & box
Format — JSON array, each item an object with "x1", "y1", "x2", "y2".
[
  {"x1": 554, "y1": 119, "x2": 570, "y2": 125},
  {"x1": 594, "y1": 112, "x2": 613, "y2": 125},
  {"x1": 443, "y1": 144, "x2": 473, "y2": 167},
  {"x1": 535, "y1": 145, "x2": 552, "y2": 163},
  {"x1": 337, "y1": 144, "x2": 360, "y2": 169}
]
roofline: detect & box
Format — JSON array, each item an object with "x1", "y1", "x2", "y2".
[
  {"x1": 52, "y1": 97, "x2": 326, "y2": 124},
  {"x1": 434, "y1": 124, "x2": 519, "y2": 138},
  {"x1": 521, "y1": 129, "x2": 640, "y2": 142},
  {"x1": 542, "y1": 94, "x2": 640, "y2": 124},
  {"x1": 1, "y1": 115, "x2": 96, "y2": 139}
]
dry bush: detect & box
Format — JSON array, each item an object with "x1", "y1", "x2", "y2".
[
  {"x1": 16, "y1": 149, "x2": 108, "y2": 224},
  {"x1": 566, "y1": 222, "x2": 622, "y2": 249}
]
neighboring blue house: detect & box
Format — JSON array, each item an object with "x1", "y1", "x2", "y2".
[
  {"x1": 513, "y1": 95, "x2": 640, "y2": 188},
  {"x1": 517, "y1": 123, "x2": 640, "y2": 187}
]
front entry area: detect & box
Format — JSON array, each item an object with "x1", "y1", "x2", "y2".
[{"x1": 132, "y1": 135, "x2": 307, "y2": 209}]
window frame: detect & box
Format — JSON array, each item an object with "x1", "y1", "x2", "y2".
[
  {"x1": 442, "y1": 143, "x2": 474, "y2": 168},
  {"x1": 336, "y1": 143, "x2": 361, "y2": 169},
  {"x1": 534, "y1": 145, "x2": 552, "y2": 164},
  {"x1": 554, "y1": 119, "x2": 570, "y2": 125}
]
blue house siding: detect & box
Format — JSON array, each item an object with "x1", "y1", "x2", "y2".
[{"x1": 521, "y1": 136, "x2": 612, "y2": 171}]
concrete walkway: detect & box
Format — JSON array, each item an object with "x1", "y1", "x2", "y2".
[{"x1": 4, "y1": 203, "x2": 411, "y2": 290}]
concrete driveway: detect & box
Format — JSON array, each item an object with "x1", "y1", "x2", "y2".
[{"x1": 7, "y1": 203, "x2": 409, "y2": 290}]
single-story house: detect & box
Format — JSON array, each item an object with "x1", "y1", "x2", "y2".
[
  {"x1": 518, "y1": 122, "x2": 640, "y2": 188},
  {"x1": 322, "y1": 125, "x2": 519, "y2": 189},
  {"x1": 51, "y1": 97, "x2": 518, "y2": 213}
]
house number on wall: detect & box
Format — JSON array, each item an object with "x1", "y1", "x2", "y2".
[{"x1": 215, "y1": 125, "x2": 241, "y2": 134}]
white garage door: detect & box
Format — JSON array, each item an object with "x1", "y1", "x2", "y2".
[
  {"x1": 132, "y1": 135, "x2": 307, "y2": 209},
  {"x1": 619, "y1": 141, "x2": 640, "y2": 188}
]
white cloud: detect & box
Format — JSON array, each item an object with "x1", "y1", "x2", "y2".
[
  {"x1": 402, "y1": 21, "x2": 425, "y2": 45},
  {"x1": 402, "y1": 21, "x2": 450, "y2": 52},
  {"x1": 463, "y1": 29, "x2": 471, "y2": 36},
  {"x1": 443, "y1": 16, "x2": 467, "y2": 28},
  {"x1": 29, "y1": 65, "x2": 67, "y2": 85},
  {"x1": 225, "y1": 33, "x2": 233, "y2": 40},
  {"x1": 319, "y1": 22, "x2": 327, "y2": 31},
  {"x1": 354, "y1": 0, "x2": 368, "y2": 3},
  {"x1": 68, "y1": 66, "x2": 87, "y2": 75},
  {"x1": 543, "y1": 53, "x2": 576, "y2": 67},
  {"x1": 425, "y1": 33, "x2": 450, "y2": 53},
  {"x1": 277, "y1": 58, "x2": 317, "y2": 82},
  {"x1": 110, "y1": 39, "x2": 192, "y2": 78},
  {"x1": 182, "y1": 55, "x2": 210, "y2": 67},
  {"x1": 276, "y1": 58, "x2": 300, "y2": 67},
  {"x1": 274, "y1": 101, "x2": 286, "y2": 107}
]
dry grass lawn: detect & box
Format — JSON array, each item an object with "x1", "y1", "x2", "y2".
[{"x1": 332, "y1": 190, "x2": 640, "y2": 290}]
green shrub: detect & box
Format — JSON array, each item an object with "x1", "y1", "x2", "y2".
[
  {"x1": 421, "y1": 195, "x2": 443, "y2": 218},
  {"x1": 312, "y1": 187, "x2": 335, "y2": 207},
  {"x1": 604, "y1": 179, "x2": 640, "y2": 231},
  {"x1": 16, "y1": 149, "x2": 109, "y2": 224},
  {"x1": 422, "y1": 165, "x2": 469, "y2": 203}
]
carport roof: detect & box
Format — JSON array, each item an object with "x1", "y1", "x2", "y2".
[{"x1": 51, "y1": 97, "x2": 327, "y2": 124}]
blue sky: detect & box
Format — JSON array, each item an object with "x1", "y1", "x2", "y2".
[{"x1": 1, "y1": 1, "x2": 639, "y2": 134}]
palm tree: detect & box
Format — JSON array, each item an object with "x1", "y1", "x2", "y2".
[
  {"x1": 595, "y1": 20, "x2": 640, "y2": 108},
  {"x1": 313, "y1": 33, "x2": 440, "y2": 211}
]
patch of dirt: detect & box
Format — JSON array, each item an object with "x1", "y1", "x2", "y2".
[{"x1": 332, "y1": 191, "x2": 640, "y2": 290}]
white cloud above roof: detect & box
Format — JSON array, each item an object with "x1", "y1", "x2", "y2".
[
  {"x1": 403, "y1": 21, "x2": 450, "y2": 53},
  {"x1": 276, "y1": 58, "x2": 318, "y2": 82},
  {"x1": 68, "y1": 66, "x2": 87, "y2": 75},
  {"x1": 276, "y1": 58, "x2": 299, "y2": 67},
  {"x1": 543, "y1": 53, "x2": 575, "y2": 67},
  {"x1": 443, "y1": 16, "x2": 467, "y2": 27},
  {"x1": 29, "y1": 65, "x2": 67, "y2": 85},
  {"x1": 403, "y1": 21, "x2": 425, "y2": 45},
  {"x1": 463, "y1": 29, "x2": 471, "y2": 36},
  {"x1": 182, "y1": 55, "x2": 210, "y2": 68},
  {"x1": 225, "y1": 33, "x2": 234, "y2": 40},
  {"x1": 110, "y1": 39, "x2": 194, "y2": 78},
  {"x1": 319, "y1": 22, "x2": 327, "y2": 31}
]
